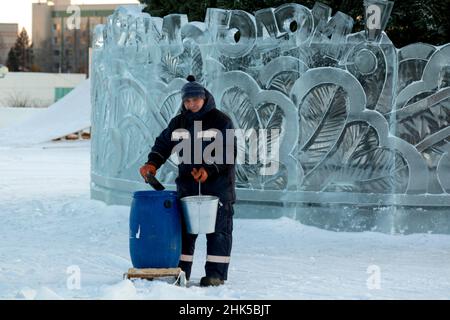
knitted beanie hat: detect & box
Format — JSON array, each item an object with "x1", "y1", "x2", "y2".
[{"x1": 181, "y1": 75, "x2": 206, "y2": 100}]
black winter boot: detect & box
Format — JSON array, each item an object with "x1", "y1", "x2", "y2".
[{"x1": 200, "y1": 276, "x2": 224, "y2": 287}]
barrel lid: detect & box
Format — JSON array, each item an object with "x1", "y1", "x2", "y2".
[{"x1": 133, "y1": 190, "x2": 177, "y2": 198}]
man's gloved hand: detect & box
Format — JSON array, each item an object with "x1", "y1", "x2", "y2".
[
  {"x1": 140, "y1": 163, "x2": 157, "y2": 182},
  {"x1": 191, "y1": 167, "x2": 208, "y2": 183}
]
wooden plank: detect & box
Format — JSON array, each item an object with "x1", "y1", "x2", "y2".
[{"x1": 125, "y1": 267, "x2": 182, "y2": 279}]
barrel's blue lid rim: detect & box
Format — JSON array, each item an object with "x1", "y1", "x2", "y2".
[{"x1": 133, "y1": 190, "x2": 177, "y2": 198}]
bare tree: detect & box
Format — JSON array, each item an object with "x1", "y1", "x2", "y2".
[{"x1": 2, "y1": 91, "x2": 51, "y2": 108}]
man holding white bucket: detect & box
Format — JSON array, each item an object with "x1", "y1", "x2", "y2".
[{"x1": 140, "y1": 75, "x2": 236, "y2": 287}]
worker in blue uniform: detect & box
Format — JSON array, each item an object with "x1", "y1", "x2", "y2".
[{"x1": 140, "y1": 75, "x2": 236, "y2": 287}]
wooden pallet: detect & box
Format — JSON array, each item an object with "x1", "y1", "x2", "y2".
[{"x1": 124, "y1": 267, "x2": 186, "y2": 286}]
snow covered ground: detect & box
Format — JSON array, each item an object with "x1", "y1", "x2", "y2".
[{"x1": 1, "y1": 140, "x2": 450, "y2": 300}]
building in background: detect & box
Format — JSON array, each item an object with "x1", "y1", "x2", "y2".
[
  {"x1": 32, "y1": 0, "x2": 135, "y2": 74},
  {"x1": 0, "y1": 72, "x2": 86, "y2": 108},
  {"x1": 0, "y1": 23, "x2": 18, "y2": 65}
]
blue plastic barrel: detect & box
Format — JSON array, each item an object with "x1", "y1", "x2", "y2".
[{"x1": 129, "y1": 190, "x2": 181, "y2": 268}]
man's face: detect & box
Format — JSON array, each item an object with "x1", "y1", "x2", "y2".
[{"x1": 183, "y1": 97, "x2": 205, "y2": 113}]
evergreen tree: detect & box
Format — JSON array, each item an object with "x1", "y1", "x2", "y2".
[
  {"x1": 0, "y1": 35, "x2": 5, "y2": 65},
  {"x1": 6, "y1": 28, "x2": 33, "y2": 72},
  {"x1": 6, "y1": 47, "x2": 19, "y2": 71},
  {"x1": 139, "y1": 0, "x2": 450, "y2": 47},
  {"x1": 388, "y1": 0, "x2": 450, "y2": 47}
]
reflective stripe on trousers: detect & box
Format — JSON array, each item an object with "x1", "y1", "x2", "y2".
[
  {"x1": 206, "y1": 255, "x2": 230, "y2": 263},
  {"x1": 180, "y1": 254, "x2": 193, "y2": 262}
]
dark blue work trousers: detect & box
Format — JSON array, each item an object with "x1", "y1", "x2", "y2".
[{"x1": 178, "y1": 201, "x2": 234, "y2": 281}]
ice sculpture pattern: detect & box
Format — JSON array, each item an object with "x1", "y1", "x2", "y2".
[{"x1": 91, "y1": 1, "x2": 450, "y2": 233}]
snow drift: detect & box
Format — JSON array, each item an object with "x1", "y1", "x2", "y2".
[{"x1": 0, "y1": 79, "x2": 91, "y2": 146}]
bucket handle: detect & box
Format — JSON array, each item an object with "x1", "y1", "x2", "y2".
[{"x1": 198, "y1": 181, "x2": 223, "y2": 207}]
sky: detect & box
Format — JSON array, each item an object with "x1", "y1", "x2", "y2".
[{"x1": 0, "y1": 0, "x2": 139, "y2": 40}]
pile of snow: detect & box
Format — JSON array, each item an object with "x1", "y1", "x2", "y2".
[
  {"x1": 0, "y1": 107, "x2": 45, "y2": 129},
  {"x1": 1, "y1": 140, "x2": 450, "y2": 299},
  {"x1": 101, "y1": 280, "x2": 137, "y2": 300},
  {"x1": 0, "y1": 79, "x2": 91, "y2": 147}
]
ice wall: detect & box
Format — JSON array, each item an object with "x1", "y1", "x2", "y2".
[{"x1": 91, "y1": 1, "x2": 450, "y2": 233}]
